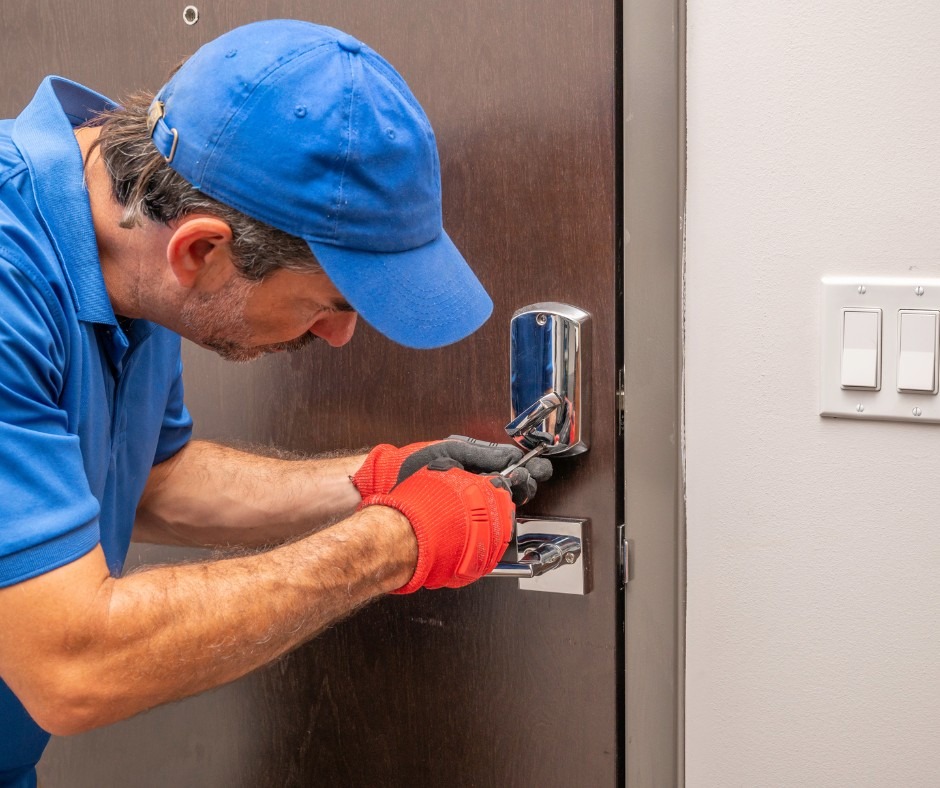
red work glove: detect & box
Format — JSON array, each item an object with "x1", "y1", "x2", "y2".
[
  {"x1": 352, "y1": 436, "x2": 552, "y2": 505},
  {"x1": 359, "y1": 459, "x2": 515, "y2": 593},
  {"x1": 352, "y1": 441, "x2": 436, "y2": 497}
]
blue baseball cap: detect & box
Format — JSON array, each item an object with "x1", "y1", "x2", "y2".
[{"x1": 147, "y1": 19, "x2": 492, "y2": 349}]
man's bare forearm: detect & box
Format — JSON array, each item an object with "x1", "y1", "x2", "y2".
[
  {"x1": 0, "y1": 506, "x2": 415, "y2": 735},
  {"x1": 135, "y1": 439, "x2": 367, "y2": 547}
]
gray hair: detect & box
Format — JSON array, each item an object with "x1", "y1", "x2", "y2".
[{"x1": 87, "y1": 91, "x2": 319, "y2": 281}]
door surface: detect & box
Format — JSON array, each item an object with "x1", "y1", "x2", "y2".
[{"x1": 0, "y1": 2, "x2": 622, "y2": 786}]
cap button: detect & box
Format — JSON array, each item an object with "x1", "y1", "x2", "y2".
[{"x1": 336, "y1": 34, "x2": 362, "y2": 54}]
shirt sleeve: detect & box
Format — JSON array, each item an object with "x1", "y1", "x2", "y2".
[
  {"x1": 0, "y1": 257, "x2": 100, "y2": 588},
  {"x1": 153, "y1": 352, "x2": 193, "y2": 466}
]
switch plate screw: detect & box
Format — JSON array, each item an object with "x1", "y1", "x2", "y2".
[
  {"x1": 915, "y1": 285, "x2": 925, "y2": 296},
  {"x1": 183, "y1": 5, "x2": 199, "y2": 24},
  {"x1": 913, "y1": 407, "x2": 923, "y2": 417},
  {"x1": 856, "y1": 403, "x2": 865, "y2": 413},
  {"x1": 857, "y1": 285, "x2": 867, "y2": 294},
  {"x1": 536, "y1": 313, "x2": 548, "y2": 326}
]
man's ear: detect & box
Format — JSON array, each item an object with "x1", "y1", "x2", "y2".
[{"x1": 166, "y1": 215, "x2": 236, "y2": 291}]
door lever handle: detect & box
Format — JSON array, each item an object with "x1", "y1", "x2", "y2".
[
  {"x1": 486, "y1": 516, "x2": 589, "y2": 594},
  {"x1": 489, "y1": 533, "x2": 581, "y2": 578}
]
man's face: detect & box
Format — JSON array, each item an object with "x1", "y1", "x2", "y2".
[{"x1": 180, "y1": 267, "x2": 358, "y2": 363}]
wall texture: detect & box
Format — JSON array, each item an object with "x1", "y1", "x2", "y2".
[{"x1": 685, "y1": 2, "x2": 940, "y2": 786}]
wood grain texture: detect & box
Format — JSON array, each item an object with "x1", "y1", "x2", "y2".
[{"x1": 0, "y1": 1, "x2": 621, "y2": 785}]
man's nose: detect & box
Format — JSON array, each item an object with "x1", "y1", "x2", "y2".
[{"x1": 310, "y1": 311, "x2": 358, "y2": 347}]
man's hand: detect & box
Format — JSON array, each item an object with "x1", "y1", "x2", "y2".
[
  {"x1": 352, "y1": 436, "x2": 552, "y2": 505},
  {"x1": 359, "y1": 460, "x2": 515, "y2": 593}
]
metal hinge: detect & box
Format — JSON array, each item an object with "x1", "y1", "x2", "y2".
[
  {"x1": 616, "y1": 367, "x2": 625, "y2": 435},
  {"x1": 618, "y1": 524, "x2": 630, "y2": 585}
]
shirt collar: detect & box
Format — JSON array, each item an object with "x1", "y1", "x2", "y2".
[{"x1": 11, "y1": 77, "x2": 118, "y2": 325}]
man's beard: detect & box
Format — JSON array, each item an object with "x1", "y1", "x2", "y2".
[{"x1": 180, "y1": 275, "x2": 319, "y2": 363}]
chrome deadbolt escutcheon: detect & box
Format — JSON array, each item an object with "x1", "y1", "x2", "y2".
[{"x1": 489, "y1": 303, "x2": 592, "y2": 591}]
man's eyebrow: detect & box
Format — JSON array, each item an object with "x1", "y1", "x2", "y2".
[{"x1": 331, "y1": 299, "x2": 356, "y2": 313}]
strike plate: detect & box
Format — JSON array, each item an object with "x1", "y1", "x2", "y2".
[{"x1": 517, "y1": 516, "x2": 590, "y2": 595}]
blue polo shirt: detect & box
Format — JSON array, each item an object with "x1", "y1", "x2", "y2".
[{"x1": 0, "y1": 78, "x2": 193, "y2": 786}]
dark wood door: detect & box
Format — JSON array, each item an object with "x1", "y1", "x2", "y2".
[{"x1": 0, "y1": 2, "x2": 621, "y2": 785}]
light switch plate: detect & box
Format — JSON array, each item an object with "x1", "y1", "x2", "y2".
[{"x1": 821, "y1": 277, "x2": 940, "y2": 423}]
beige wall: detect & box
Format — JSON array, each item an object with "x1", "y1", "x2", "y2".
[{"x1": 685, "y1": 2, "x2": 940, "y2": 786}]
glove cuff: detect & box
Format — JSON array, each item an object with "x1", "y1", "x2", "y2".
[
  {"x1": 358, "y1": 494, "x2": 431, "y2": 594},
  {"x1": 351, "y1": 444, "x2": 399, "y2": 498}
]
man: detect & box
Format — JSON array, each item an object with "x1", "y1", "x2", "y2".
[{"x1": 0, "y1": 20, "x2": 550, "y2": 787}]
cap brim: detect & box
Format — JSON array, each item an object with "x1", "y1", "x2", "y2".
[{"x1": 308, "y1": 231, "x2": 493, "y2": 349}]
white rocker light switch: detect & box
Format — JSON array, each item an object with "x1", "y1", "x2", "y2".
[
  {"x1": 897, "y1": 310, "x2": 939, "y2": 394},
  {"x1": 841, "y1": 308, "x2": 881, "y2": 390}
]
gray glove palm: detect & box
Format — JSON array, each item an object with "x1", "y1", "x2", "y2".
[
  {"x1": 399, "y1": 436, "x2": 552, "y2": 505},
  {"x1": 352, "y1": 435, "x2": 552, "y2": 506}
]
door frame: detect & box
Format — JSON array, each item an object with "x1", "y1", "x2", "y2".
[{"x1": 622, "y1": 0, "x2": 686, "y2": 785}]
